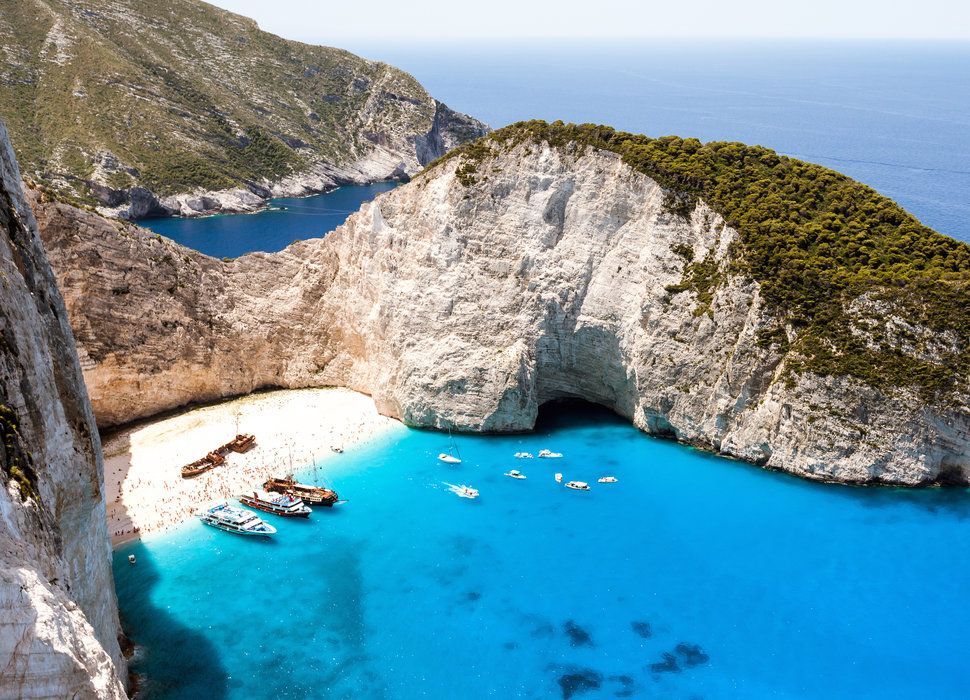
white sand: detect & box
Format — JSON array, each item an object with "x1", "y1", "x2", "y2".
[{"x1": 102, "y1": 388, "x2": 401, "y2": 546}]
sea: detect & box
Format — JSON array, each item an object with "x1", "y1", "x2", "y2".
[
  {"x1": 142, "y1": 41, "x2": 970, "y2": 253},
  {"x1": 141, "y1": 182, "x2": 398, "y2": 259},
  {"x1": 122, "y1": 42, "x2": 970, "y2": 699},
  {"x1": 114, "y1": 403, "x2": 970, "y2": 699}
]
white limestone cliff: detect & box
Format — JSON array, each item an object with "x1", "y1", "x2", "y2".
[
  {"x1": 0, "y1": 122, "x2": 127, "y2": 699},
  {"x1": 35, "y1": 140, "x2": 970, "y2": 486}
]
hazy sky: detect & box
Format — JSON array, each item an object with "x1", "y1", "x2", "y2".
[{"x1": 209, "y1": 0, "x2": 970, "y2": 42}]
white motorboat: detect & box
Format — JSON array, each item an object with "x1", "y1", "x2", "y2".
[
  {"x1": 597, "y1": 476, "x2": 618, "y2": 483},
  {"x1": 538, "y1": 449, "x2": 563, "y2": 458},
  {"x1": 514, "y1": 452, "x2": 534, "y2": 459},
  {"x1": 504, "y1": 470, "x2": 527, "y2": 479},
  {"x1": 565, "y1": 481, "x2": 590, "y2": 491},
  {"x1": 198, "y1": 501, "x2": 277, "y2": 536},
  {"x1": 555, "y1": 472, "x2": 563, "y2": 483},
  {"x1": 127, "y1": 555, "x2": 136, "y2": 565},
  {"x1": 443, "y1": 482, "x2": 479, "y2": 499}
]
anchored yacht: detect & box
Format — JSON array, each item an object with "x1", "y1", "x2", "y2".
[{"x1": 198, "y1": 502, "x2": 277, "y2": 536}]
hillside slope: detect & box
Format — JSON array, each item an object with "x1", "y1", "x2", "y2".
[
  {"x1": 0, "y1": 0, "x2": 487, "y2": 218},
  {"x1": 34, "y1": 122, "x2": 969, "y2": 486},
  {"x1": 0, "y1": 121, "x2": 126, "y2": 697}
]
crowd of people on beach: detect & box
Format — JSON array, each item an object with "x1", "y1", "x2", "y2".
[{"x1": 103, "y1": 391, "x2": 392, "y2": 545}]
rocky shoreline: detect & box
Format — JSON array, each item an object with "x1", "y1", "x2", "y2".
[{"x1": 95, "y1": 101, "x2": 487, "y2": 221}]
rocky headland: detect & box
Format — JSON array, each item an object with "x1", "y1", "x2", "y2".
[
  {"x1": 34, "y1": 122, "x2": 969, "y2": 486},
  {"x1": 0, "y1": 0, "x2": 487, "y2": 219}
]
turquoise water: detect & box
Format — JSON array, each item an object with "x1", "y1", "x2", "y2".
[
  {"x1": 140, "y1": 182, "x2": 398, "y2": 258},
  {"x1": 114, "y1": 403, "x2": 970, "y2": 699}
]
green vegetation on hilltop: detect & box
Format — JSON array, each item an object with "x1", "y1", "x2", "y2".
[
  {"x1": 431, "y1": 121, "x2": 969, "y2": 400},
  {"x1": 0, "y1": 0, "x2": 481, "y2": 204}
]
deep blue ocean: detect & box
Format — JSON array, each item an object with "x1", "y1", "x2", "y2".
[
  {"x1": 118, "y1": 42, "x2": 970, "y2": 699},
  {"x1": 353, "y1": 41, "x2": 970, "y2": 243},
  {"x1": 143, "y1": 42, "x2": 970, "y2": 254},
  {"x1": 114, "y1": 403, "x2": 970, "y2": 699}
]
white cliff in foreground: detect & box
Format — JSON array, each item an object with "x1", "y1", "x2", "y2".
[{"x1": 0, "y1": 123, "x2": 127, "y2": 697}]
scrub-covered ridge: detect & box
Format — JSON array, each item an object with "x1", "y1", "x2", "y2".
[
  {"x1": 0, "y1": 0, "x2": 486, "y2": 217},
  {"x1": 434, "y1": 121, "x2": 969, "y2": 400}
]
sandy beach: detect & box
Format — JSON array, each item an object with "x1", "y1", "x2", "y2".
[{"x1": 102, "y1": 388, "x2": 402, "y2": 546}]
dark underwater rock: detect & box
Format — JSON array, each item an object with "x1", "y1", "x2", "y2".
[
  {"x1": 630, "y1": 620, "x2": 652, "y2": 638},
  {"x1": 649, "y1": 652, "x2": 681, "y2": 674},
  {"x1": 563, "y1": 620, "x2": 594, "y2": 647},
  {"x1": 675, "y1": 642, "x2": 710, "y2": 667}
]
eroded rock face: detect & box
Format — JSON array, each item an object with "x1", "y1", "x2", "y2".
[
  {"x1": 36, "y1": 142, "x2": 970, "y2": 486},
  {"x1": 0, "y1": 123, "x2": 126, "y2": 697}
]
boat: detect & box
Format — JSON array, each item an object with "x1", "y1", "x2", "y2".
[
  {"x1": 565, "y1": 481, "x2": 591, "y2": 491},
  {"x1": 538, "y1": 449, "x2": 563, "y2": 458},
  {"x1": 239, "y1": 490, "x2": 311, "y2": 518},
  {"x1": 197, "y1": 501, "x2": 277, "y2": 536},
  {"x1": 226, "y1": 433, "x2": 256, "y2": 453},
  {"x1": 127, "y1": 555, "x2": 136, "y2": 565},
  {"x1": 180, "y1": 451, "x2": 225, "y2": 478},
  {"x1": 264, "y1": 475, "x2": 339, "y2": 507},
  {"x1": 555, "y1": 472, "x2": 563, "y2": 483},
  {"x1": 443, "y1": 482, "x2": 479, "y2": 499},
  {"x1": 514, "y1": 452, "x2": 534, "y2": 459},
  {"x1": 598, "y1": 476, "x2": 618, "y2": 483},
  {"x1": 504, "y1": 470, "x2": 527, "y2": 479},
  {"x1": 438, "y1": 428, "x2": 462, "y2": 464}
]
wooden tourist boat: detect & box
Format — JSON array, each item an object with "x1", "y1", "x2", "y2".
[{"x1": 263, "y1": 475, "x2": 340, "y2": 507}]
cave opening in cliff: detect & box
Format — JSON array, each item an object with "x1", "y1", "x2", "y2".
[{"x1": 534, "y1": 398, "x2": 627, "y2": 433}]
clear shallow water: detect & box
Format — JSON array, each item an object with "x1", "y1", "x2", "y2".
[
  {"x1": 140, "y1": 182, "x2": 398, "y2": 258},
  {"x1": 350, "y1": 40, "x2": 970, "y2": 242},
  {"x1": 114, "y1": 403, "x2": 970, "y2": 699}
]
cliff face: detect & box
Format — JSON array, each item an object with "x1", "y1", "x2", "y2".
[
  {"x1": 0, "y1": 123, "x2": 126, "y2": 697},
  {"x1": 35, "y1": 140, "x2": 969, "y2": 486},
  {"x1": 0, "y1": 0, "x2": 487, "y2": 219}
]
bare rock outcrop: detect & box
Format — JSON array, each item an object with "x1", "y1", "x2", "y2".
[
  {"x1": 0, "y1": 123, "x2": 126, "y2": 697},
  {"x1": 35, "y1": 140, "x2": 969, "y2": 486}
]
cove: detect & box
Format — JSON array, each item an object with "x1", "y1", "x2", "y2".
[
  {"x1": 113, "y1": 402, "x2": 970, "y2": 699},
  {"x1": 140, "y1": 182, "x2": 399, "y2": 258}
]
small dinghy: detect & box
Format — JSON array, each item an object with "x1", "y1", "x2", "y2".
[
  {"x1": 597, "y1": 476, "x2": 618, "y2": 483},
  {"x1": 565, "y1": 481, "x2": 591, "y2": 491},
  {"x1": 504, "y1": 470, "x2": 527, "y2": 480},
  {"x1": 514, "y1": 452, "x2": 534, "y2": 459},
  {"x1": 554, "y1": 473, "x2": 563, "y2": 483},
  {"x1": 128, "y1": 554, "x2": 136, "y2": 565},
  {"x1": 538, "y1": 449, "x2": 563, "y2": 458},
  {"x1": 443, "y1": 482, "x2": 479, "y2": 499}
]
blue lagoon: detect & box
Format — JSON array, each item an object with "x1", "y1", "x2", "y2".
[
  {"x1": 140, "y1": 182, "x2": 399, "y2": 259},
  {"x1": 113, "y1": 403, "x2": 970, "y2": 699}
]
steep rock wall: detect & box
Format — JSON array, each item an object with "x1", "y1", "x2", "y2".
[
  {"x1": 0, "y1": 123, "x2": 126, "y2": 697},
  {"x1": 36, "y1": 142, "x2": 970, "y2": 486}
]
